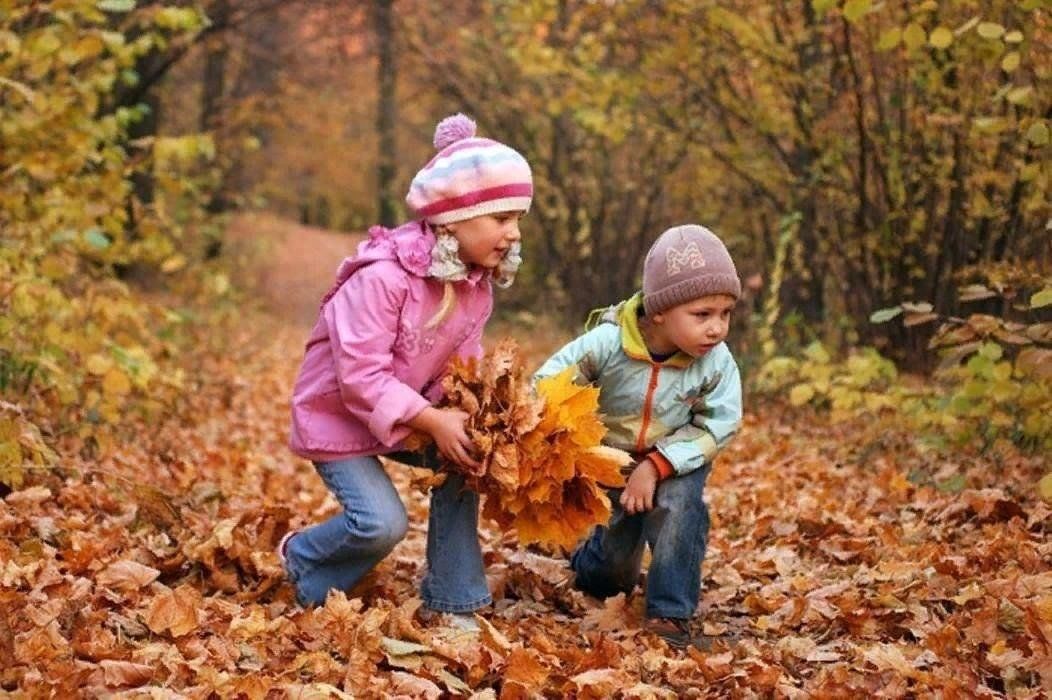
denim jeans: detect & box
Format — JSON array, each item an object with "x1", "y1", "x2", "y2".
[
  {"x1": 283, "y1": 450, "x2": 491, "y2": 612},
  {"x1": 570, "y1": 465, "x2": 711, "y2": 619}
]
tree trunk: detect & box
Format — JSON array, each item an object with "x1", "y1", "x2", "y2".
[{"x1": 374, "y1": 0, "x2": 397, "y2": 227}]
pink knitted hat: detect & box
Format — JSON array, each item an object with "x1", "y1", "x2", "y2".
[
  {"x1": 406, "y1": 114, "x2": 533, "y2": 225},
  {"x1": 642, "y1": 224, "x2": 742, "y2": 316}
]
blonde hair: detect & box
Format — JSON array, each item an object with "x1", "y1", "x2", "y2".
[{"x1": 425, "y1": 281, "x2": 457, "y2": 329}]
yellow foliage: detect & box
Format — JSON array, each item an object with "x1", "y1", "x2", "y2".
[
  {"x1": 421, "y1": 340, "x2": 628, "y2": 550},
  {"x1": 0, "y1": 1, "x2": 227, "y2": 488}
]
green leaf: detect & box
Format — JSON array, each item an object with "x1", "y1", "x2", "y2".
[
  {"x1": 1025, "y1": 122, "x2": 1049, "y2": 145},
  {"x1": 929, "y1": 27, "x2": 954, "y2": 49},
  {"x1": 978, "y1": 342, "x2": 1003, "y2": 361},
  {"x1": 1039, "y1": 473, "x2": 1052, "y2": 503},
  {"x1": 877, "y1": 27, "x2": 902, "y2": 51},
  {"x1": 1006, "y1": 86, "x2": 1032, "y2": 105},
  {"x1": 803, "y1": 342, "x2": 831, "y2": 364},
  {"x1": 843, "y1": 0, "x2": 872, "y2": 23},
  {"x1": 811, "y1": 0, "x2": 838, "y2": 15},
  {"x1": 84, "y1": 229, "x2": 111, "y2": 250},
  {"x1": 973, "y1": 116, "x2": 1010, "y2": 134},
  {"x1": 1004, "y1": 30, "x2": 1024, "y2": 43},
  {"x1": 789, "y1": 384, "x2": 815, "y2": 406},
  {"x1": 977, "y1": 22, "x2": 1005, "y2": 39},
  {"x1": 1030, "y1": 287, "x2": 1052, "y2": 309},
  {"x1": 936, "y1": 474, "x2": 967, "y2": 493},
  {"x1": 870, "y1": 306, "x2": 903, "y2": 323},
  {"x1": 955, "y1": 17, "x2": 980, "y2": 35},
  {"x1": 97, "y1": 0, "x2": 136, "y2": 11},
  {"x1": 903, "y1": 23, "x2": 927, "y2": 51},
  {"x1": 1001, "y1": 52, "x2": 1021, "y2": 72}
]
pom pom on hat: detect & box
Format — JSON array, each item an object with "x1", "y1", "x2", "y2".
[
  {"x1": 407, "y1": 113, "x2": 533, "y2": 225},
  {"x1": 433, "y1": 113, "x2": 477, "y2": 150}
]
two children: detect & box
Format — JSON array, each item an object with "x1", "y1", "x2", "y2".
[
  {"x1": 281, "y1": 113, "x2": 743, "y2": 649},
  {"x1": 534, "y1": 225, "x2": 743, "y2": 648}
]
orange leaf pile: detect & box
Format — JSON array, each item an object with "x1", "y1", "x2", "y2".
[{"x1": 436, "y1": 339, "x2": 629, "y2": 549}]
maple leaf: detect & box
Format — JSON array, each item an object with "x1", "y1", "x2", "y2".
[
  {"x1": 96, "y1": 560, "x2": 160, "y2": 592},
  {"x1": 144, "y1": 585, "x2": 201, "y2": 638},
  {"x1": 417, "y1": 340, "x2": 629, "y2": 550},
  {"x1": 503, "y1": 646, "x2": 550, "y2": 691}
]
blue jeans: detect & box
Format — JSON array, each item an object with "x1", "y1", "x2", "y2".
[
  {"x1": 283, "y1": 450, "x2": 491, "y2": 612},
  {"x1": 570, "y1": 466, "x2": 711, "y2": 619}
]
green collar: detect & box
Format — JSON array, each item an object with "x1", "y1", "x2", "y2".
[{"x1": 617, "y1": 293, "x2": 693, "y2": 368}]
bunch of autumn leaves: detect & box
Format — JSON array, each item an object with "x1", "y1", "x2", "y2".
[{"x1": 410, "y1": 340, "x2": 630, "y2": 550}]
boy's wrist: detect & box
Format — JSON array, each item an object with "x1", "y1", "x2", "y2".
[
  {"x1": 645, "y1": 451, "x2": 675, "y2": 480},
  {"x1": 633, "y1": 458, "x2": 659, "y2": 480}
]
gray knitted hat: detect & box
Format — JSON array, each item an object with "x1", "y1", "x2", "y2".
[{"x1": 642, "y1": 224, "x2": 741, "y2": 316}]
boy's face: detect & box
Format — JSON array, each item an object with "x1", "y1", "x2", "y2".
[
  {"x1": 652, "y1": 294, "x2": 736, "y2": 358},
  {"x1": 447, "y1": 211, "x2": 523, "y2": 269}
]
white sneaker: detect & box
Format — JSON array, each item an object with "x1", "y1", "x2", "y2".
[
  {"x1": 277, "y1": 530, "x2": 297, "y2": 570},
  {"x1": 446, "y1": 613, "x2": 480, "y2": 633},
  {"x1": 418, "y1": 608, "x2": 480, "y2": 633}
]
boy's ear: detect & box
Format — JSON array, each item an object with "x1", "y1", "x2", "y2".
[{"x1": 651, "y1": 312, "x2": 665, "y2": 325}]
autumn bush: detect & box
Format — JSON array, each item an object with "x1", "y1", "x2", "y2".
[
  {"x1": 405, "y1": 0, "x2": 1049, "y2": 363},
  {"x1": 752, "y1": 273, "x2": 1052, "y2": 495},
  {"x1": 0, "y1": 1, "x2": 230, "y2": 489}
]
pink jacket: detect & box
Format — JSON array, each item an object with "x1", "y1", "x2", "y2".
[{"x1": 288, "y1": 221, "x2": 492, "y2": 461}]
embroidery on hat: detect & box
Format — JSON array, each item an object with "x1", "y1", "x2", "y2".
[{"x1": 666, "y1": 242, "x2": 707, "y2": 275}]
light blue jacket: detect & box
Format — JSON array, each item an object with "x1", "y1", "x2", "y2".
[{"x1": 534, "y1": 293, "x2": 742, "y2": 477}]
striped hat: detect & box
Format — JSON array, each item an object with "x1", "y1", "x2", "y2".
[{"x1": 406, "y1": 114, "x2": 533, "y2": 225}]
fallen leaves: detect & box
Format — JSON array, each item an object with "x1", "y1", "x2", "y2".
[
  {"x1": 144, "y1": 584, "x2": 201, "y2": 638},
  {"x1": 1, "y1": 320, "x2": 1049, "y2": 696},
  {"x1": 429, "y1": 339, "x2": 630, "y2": 549},
  {"x1": 96, "y1": 560, "x2": 160, "y2": 592}
]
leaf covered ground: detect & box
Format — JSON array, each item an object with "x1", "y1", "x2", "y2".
[{"x1": 2, "y1": 313, "x2": 1048, "y2": 698}]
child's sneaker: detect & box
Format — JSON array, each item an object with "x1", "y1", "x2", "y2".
[
  {"x1": 276, "y1": 530, "x2": 298, "y2": 573},
  {"x1": 644, "y1": 617, "x2": 692, "y2": 649}
]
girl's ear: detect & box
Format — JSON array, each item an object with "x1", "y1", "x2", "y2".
[{"x1": 651, "y1": 312, "x2": 665, "y2": 325}]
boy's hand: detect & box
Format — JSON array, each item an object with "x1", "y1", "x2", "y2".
[
  {"x1": 410, "y1": 407, "x2": 482, "y2": 474},
  {"x1": 620, "y1": 458, "x2": 659, "y2": 514}
]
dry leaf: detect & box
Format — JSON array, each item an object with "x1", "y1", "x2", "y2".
[
  {"x1": 416, "y1": 340, "x2": 629, "y2": 549},
  {"x1": 144, "y1": 585, "x2": 200, "y2": 638},
  {"x1": 97, "y1": 560, "x2": 160, "y2": 591}
]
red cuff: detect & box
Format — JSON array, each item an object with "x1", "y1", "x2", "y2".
[{"x1": 647, "y1": 451, "x2": 675, "y2": 480}]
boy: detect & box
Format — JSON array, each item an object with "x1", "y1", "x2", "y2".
[{"x1": 534, "y1": 224, "x2": 743, "y2": 649}]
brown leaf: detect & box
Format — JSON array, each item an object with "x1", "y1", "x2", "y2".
[
  {"x1": 582, "y1": 593, "x2": 632, "y2": 632},
  {"x1": 144, "y1": 584, "x2": 200, "y2": 637},
  {"x1": 503, "y1": 646, "x2": 550, "y2": 690},
  {"x1": 96, "y1": 659, "x2": 155, "y2": 688},
  {"x1": 96, "y1": 560, "x2": 160, "y2": 591}
]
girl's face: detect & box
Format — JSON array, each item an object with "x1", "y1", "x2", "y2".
[
  {"x1": 648, "y1": 294, "x2": 736, "y2": 358},
  {"x1": 445, "y1": 211, "x2": 523, "y2": 269}
]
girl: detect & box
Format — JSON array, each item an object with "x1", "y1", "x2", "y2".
[{"x1": 280, "y1": 114, "x2": 532, "y2": 622}]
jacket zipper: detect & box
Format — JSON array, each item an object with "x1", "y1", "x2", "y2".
[{"x1": 635, "y1": 364, "x2": 662, "y2": 453}]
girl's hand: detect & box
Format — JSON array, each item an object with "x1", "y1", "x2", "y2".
[
  {"x1": 620, "y1": 459, "x2": 659, "y2": 514},
  {"x1": 410, "y1": 407, "x2": 481, "y2": 473}
]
